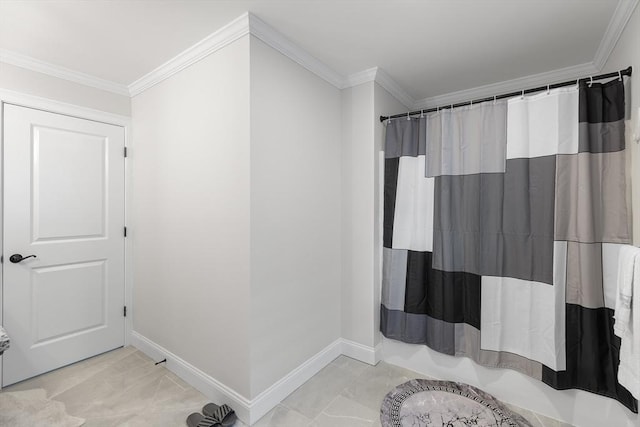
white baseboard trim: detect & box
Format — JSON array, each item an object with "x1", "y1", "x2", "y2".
[
  {"x1": 340, "y1": 338, "x2": 381, "y2": 365},
  {"x1": 248, "y1": 339, "x2": 343, "y2": 424},
  {"x1": 130, "y1": 331, "x2": 252, "y2": 423},
  {"x1": 130, "y1": 331, "x2": 344, "y2": 425}
]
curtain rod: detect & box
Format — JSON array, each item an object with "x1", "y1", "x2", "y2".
[{"x1": 379, "y1": 66, "x2": 632, "y2": 123}]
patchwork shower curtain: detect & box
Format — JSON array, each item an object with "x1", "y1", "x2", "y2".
[{"x1": 380, "y1": 78, "x2": 638, "y2": 412}]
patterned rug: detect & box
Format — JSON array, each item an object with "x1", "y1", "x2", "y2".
[{"x1": 380, "y1": 380, "x2": 532, "y2": 427}]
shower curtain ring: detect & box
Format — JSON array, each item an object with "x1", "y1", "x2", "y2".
[
  {"x1": 619, "y1": 71, "x2": 623, "y2": 81},
  {"x1": 407, "y1": 111, "x2": 410, "y2": 121},
  {"x1": 588, "y1": 76, "x2": 593, "y2": 87}
]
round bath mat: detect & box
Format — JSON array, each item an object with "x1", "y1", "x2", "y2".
[{"x1": 380, "y1": 379, "x2": 532, "y2": 427}]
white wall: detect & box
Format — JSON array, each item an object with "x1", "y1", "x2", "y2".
[
  {"x1": 340, "y1": 80, "x2": 408, "y2": 355},
  {"x1": 341, "y1": 82, "x2": 376, "y2": 348},
  {"x1": 601, "y1": 2, "x2": 640, "y2": 245},
  {"x1": 249, "y1": 36, "x2": 342, "y2": 398},
  {"x1": 131, "y1": 35, "x2": 251, "y2": 397},
  {"x1": 0, "y1": 62, "x2": 130, "y2": 116}
]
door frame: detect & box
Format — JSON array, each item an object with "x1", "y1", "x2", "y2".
[{"x1": 0, "y1": 89, "x2": 133, "y2": 388}]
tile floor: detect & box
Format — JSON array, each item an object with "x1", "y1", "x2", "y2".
[{"x1": 1, "y1": 346, "x2": 572, "y2": 427}]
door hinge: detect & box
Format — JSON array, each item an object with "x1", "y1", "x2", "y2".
[
  {"x1": 124, "y1": 306, "x2": 127, "y2": 317},
  {"x1": 124, "y1": 226, "x2": 127, "y2": 237},
  {"x1": 124, "y1": 147, "x2": 128, "y2": 157}
]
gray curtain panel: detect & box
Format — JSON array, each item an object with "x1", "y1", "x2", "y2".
[
  {"x1": 380, "y1": 80, "x2": 637, "y2": 412},
  {"x1": 425, "y1": 101, "x2": 507, "y2": 177}
]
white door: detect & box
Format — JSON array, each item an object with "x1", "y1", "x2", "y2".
[{"x1": 2, "y1": 104, "x2": 126, "y2": 386}]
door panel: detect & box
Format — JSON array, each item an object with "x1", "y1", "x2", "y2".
[
  {"x1": 33, "y1": 126, "x2": 107, "y2": 241},
  {"x1": 2, "y1": 104, "x2": 125, "y2": 386},
  {"x1": 32, "y1": 260, "x2": 107, "y2": 344}
]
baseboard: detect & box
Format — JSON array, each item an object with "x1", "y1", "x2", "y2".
[
  {"x1": 130, "y1": 331, "x2": 343, "y2": 425},
  {"x1": 131, "y1": 330, "x2": 638, "y2": 427},
  {"x1": 247, "y1": 339, "x2": 343, "y2": 424},
  {"x1": 130, "y1": 331, "x2": 252, "y2": 423},
  {"x1": 340, "y1": 338, "x2": 381, "y2": 365}
]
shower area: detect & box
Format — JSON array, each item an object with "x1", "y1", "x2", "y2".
[{"x1": 379, "y1": 70, "x2": 638, "y2": 419}]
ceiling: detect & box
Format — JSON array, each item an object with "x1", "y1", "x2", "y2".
[{"x1": 0, "y1": 0, "x2": 635, "y2": 102}]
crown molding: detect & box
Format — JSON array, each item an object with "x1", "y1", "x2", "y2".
[
  {"x1": 0, "y1": 0, "x2": 634, "y2": 102},
  {"x1": 593, "y1": 0, "x2": 639, "y2": 69},
  {"x1": 344, "y1": 67, "x2": 379, "y2": 88},
  {"x1": 414, "y1": 0, "x2": 636, "y2": 110},
  {"x1": 0, "y1": 49, "x2": 130, "y2": 96},
  {"x1": 128, "y1": 12, "x2": 345, "y2": 96},
  {"x1": 342, "y1": 67, "x2": 413, "y2": 109},
  {"x1": 413, "y1": 61, "x2": 599, "y2": 110},
  {"x1": 128, "y1": 13, "x2": 250, "y2": 96},
  {"x1": 248, "y1": 13, "x2": 344, "y2": 89},
  {"x1": 374, "y1": 68, "x2": 414, "y2": 109}
]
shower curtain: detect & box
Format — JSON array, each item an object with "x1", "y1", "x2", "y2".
[{"x1": 380, "y1": 78, "x2": 637, "y2": 412}]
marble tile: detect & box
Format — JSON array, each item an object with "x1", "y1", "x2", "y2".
[
  {"x1": 503, "y1": 403, "x2": 575, "y2": 427},
  {"x1": 1, "y1": 346, "x2": 215, "y2": 427},
  {"x1": 534, "y1": 412, "x2": 574, "y2": 427},
  {"x1": 122, "y1": 407, "x2": 203, "y2": 427},
  {"x1": 310, "y1": 395, "x2": 380, "y2": 427},
  {"x1": 281, "y1": 362, "x2": 356, "y2": 419},
  {"x1": 252, "y1": 404, "x2": 313, "y2": 427},
  {"x1": 163, "y1": 369, "x2": 193, "y2": 390},
  {"x1": 81, "y1": 413, "x2": 138, "y2": 427},
  {"x1": 396, "y1": 366, "x2": 432, "y2": 381},
  {"x1": 2, "y1": 345, "x2": 575, "y2": 427},
  {"x1": 3, "y1": 346, "x2": 137, "y2": 399},
  {"x1": 84, "y1": 371, "x2": 182, "y2": 418},
  {"x1": 503, "y1": 404, "x2": 545, "y2": 427},
  {"x1": 82, "y1": 346, "x2": 139, "y2": 368},
  {"x1": 53, "y1": 358, "x2": 167, "y2": 417},
  {"x1": 330, "y1": 355, "x2": 373, "y2": 377},
  {"x1": 38, "y1": 348, "x2": 210, "y2": 426},
  {"x1": 341, "y1": 361, "x2": 418, "y2": 412}
]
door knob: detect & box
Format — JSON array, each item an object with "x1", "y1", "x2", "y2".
[{"x1": 9, "y1": 254, "x2": 36, "y2": 263}]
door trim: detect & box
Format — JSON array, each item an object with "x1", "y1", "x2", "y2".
[
  {"x1": 0, "y1": 89, "x2": 133, "y2": 388},
  {"x1": 0, "y1": 89, "x2": 130, "y2": 126}
]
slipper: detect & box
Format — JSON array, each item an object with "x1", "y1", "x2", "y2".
[
  {"x1": 202, "y1": 403, "x2": 237, "y2": 426},
  {"x1": 186, "y1": 412, "x2": 220, "y2": 427}
]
